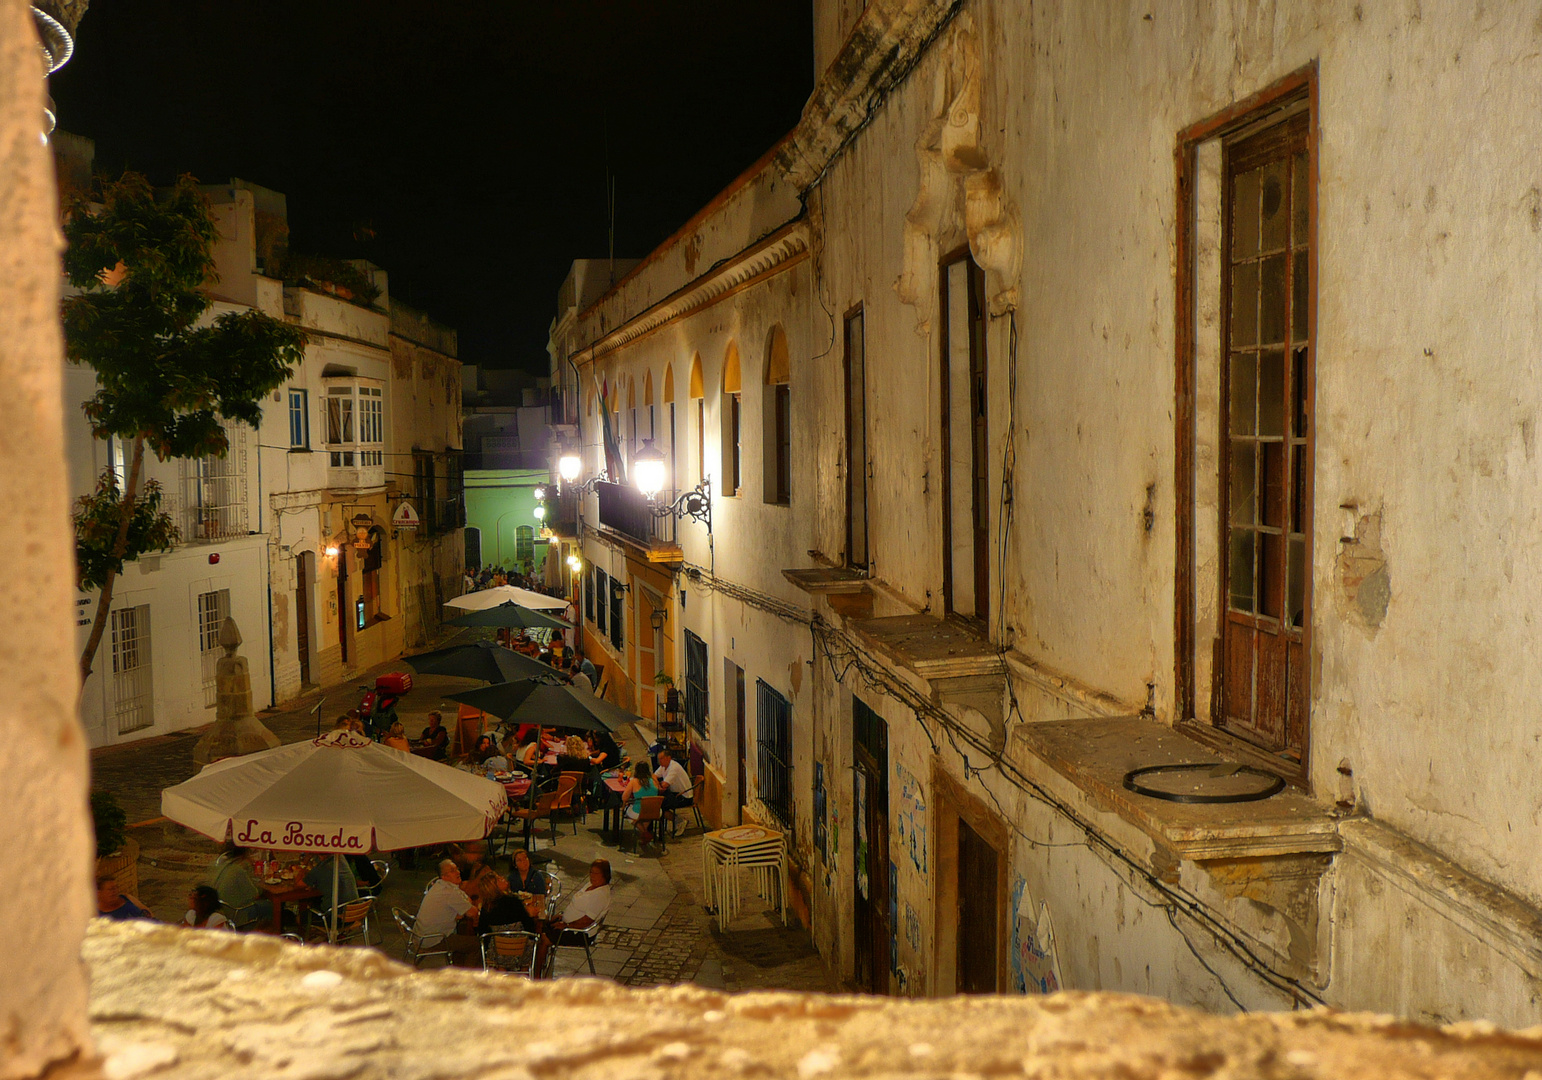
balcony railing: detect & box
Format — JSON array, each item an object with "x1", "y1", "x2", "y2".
[{"x1": 594, "y1": 481, "x2": 676, "y2": 548}]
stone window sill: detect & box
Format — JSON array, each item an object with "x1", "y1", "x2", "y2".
[{"x1": 1013, "y1": 716, "x2": 1340, "y2": 867}]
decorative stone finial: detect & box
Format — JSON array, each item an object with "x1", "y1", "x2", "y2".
[
  {"x1": 219, "y1": 615, "x2": 241, "y2": 655},
  {"x1": 193, "y1": 614, "x2": 279, "y2": 765}
]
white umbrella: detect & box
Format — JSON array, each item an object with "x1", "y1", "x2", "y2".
[
  {"x1": 446, "y1": 584, "x2": 567, "y2": 612},
  {"x1": 162, "y1": 730, "x2": 506, "y2": 942}
]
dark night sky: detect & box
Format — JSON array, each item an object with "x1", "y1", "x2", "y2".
[{"x1": 50, "y1": 1, "x2": 813, "y2": 373}]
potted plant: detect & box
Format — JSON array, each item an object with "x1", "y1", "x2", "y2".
[
  {"x1": 654, "y1": 672, "x2": 681, "y2": 713},
  {"x1": 91, "y1": 789, "x2": 139, "y2": 897}
]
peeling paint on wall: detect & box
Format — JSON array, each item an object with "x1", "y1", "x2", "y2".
[
  {"x1": 1009, "y1": 876, "x2": 1063, "y2": 996},
  {"x1": 1337, "y1": 509, "x2": 1391, "y2": 632}
]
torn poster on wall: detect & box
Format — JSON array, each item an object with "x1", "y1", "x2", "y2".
[
  {"x1": 894, "y1": 760, "x2": 928, "y2": 877},
  {"x1": 854, "y1": 771, "x2": 868, "y2": 899},
  {"x1": 1009, "y1": 876, "x2": 1064, "y2": 995},
  {"x1": 813, "y1": 761, "x2": 827, "y2": 860}
]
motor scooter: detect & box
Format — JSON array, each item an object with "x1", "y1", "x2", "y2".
[{"x1": 356, "y1": 672, "x2": 412, "y2": 739}]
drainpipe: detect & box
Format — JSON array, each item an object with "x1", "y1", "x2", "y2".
[{"x1": 258, "y1": 440, "x2": 277, "y2": 708}]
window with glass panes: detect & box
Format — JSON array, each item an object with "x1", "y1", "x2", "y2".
[
  {"x1": 1220, "y1": 108, "x2": 1312, "y2": 758},
  {"x1": 288, "y1": 389, "x2": 309, "y2": 448}
]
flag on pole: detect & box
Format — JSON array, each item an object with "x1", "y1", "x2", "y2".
[{"x1": 596, "y1": 375, "x2": 625, "y2": 482}]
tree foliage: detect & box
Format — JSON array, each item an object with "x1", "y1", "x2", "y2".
[
  {"x1": 62, "y1": 171, "x2": 308, "y2": 679},
  {"x1": 73, "y1": 471, "x2": 179, "y2": 590},
  {"x1": 62, "y1": 172, "x2": 308, "y2": 459}
]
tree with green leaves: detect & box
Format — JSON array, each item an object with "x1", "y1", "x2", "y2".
[{"x1": 63, "y1": 172, "x2": 307, "y2": 681}]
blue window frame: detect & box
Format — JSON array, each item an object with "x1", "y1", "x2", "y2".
[{"x1": 288, "y1": 388, "x2": 309, "y2": 448}]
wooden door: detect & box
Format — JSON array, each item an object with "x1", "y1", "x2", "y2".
[
  {"x1": 853, "y1": 698, "x2": 889, "y2": 994},
  {"x1": 296, "y1": 553, "x2": 312, "y2": 687},
  {"x1": 734, "y1": 664, "x2": 747, "y2": 819},
  {"x1": 956, "y1": 818, "x2": 999, "y2": 993},
  {"x1": 1218, "y1": 111, "x2": 1312, "y2": 760}
]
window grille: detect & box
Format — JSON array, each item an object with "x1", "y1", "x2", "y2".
[
  {"x1": 182, "y1": 432, "x2": 248, "y2": 541},
  {"x1": 197, "y1": 589, "x2": 230, "y2": 707},
  {"x1": 111, "y1": 604, "x2": 154, "y2": 734},
  {"x1": 684, "y1": 630, "x2": 709, "y2": 738},
  {"x1": 595, "y1": 568, "x2": 608, "y2": 635},
  {"x1": 756, "y1": 679, "x2": 792, "y2": 827}
]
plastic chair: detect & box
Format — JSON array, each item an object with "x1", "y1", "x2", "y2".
[
  {"x1": 509, "y1": 791, "x2": 560, "y2": 851},
  {"x1": 550, "y1": 772, "x2": 583, "y2": 837},
  {"x1": 550, "y1": 913, "x2": 606, "y2": 976},
  {"x1": 391, "y1": 906, "x2": 454, "y2": 968},
  {"x1": 630, "y1": 795, "x2": 666, "y2": 853},
  {"x1": 481, "y1": 929, "x2": 541, "y2": 976}
]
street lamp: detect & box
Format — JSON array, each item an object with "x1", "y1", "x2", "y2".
[
  {"x1": 558, "y1": 451, "x2": 581, "y2": 482},
  {"x1": 634, "y1": 439, "x2": 667, "y2": 499},
  {"x1": 533, "y1": 486, "x2": 546, "y2": 501},
  {"x1": 567, "y1": 553, "x2": 582, "y2": 571},
  {"x1": 533, "y1": 504, "x2": 546, "y2": 521}
]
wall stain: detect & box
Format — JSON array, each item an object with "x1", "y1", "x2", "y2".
[{"x1": 1337, "y1": 509, "x2": 1391, "y2": 632}]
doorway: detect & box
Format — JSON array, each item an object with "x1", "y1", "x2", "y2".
[
  {"x1": 727, "y1": 660, "x2": 747, "y2": 822},
  {"x1": 853, "y1": 696, "x2": 889, "y2": 994},
  {"x1": 336, "y1": 547, "x2": 349, "y2": 665},
  {"x1": 296, "y1": 551, "x2": 314, "y2": 687},
  {"x1": 957, "y1": 819, "x2": 1000, "y2": 993}
]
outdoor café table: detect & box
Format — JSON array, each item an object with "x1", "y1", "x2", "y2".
[
  {"x1": 504, "y1": 777, "x2": 531, "y2": 799},
  {"x1": 257, "y1": 879, "x2": 321, "y2": 934},
  {"x1": 701, "y1": 825, "x2": 787, "y2": 930},
  {"x1": 600, "y1": 774, "x2": 627, "y2": 841}
]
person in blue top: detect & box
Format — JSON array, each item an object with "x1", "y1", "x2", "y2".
[
  {"x1": 96, "y1": 873, "x2": 154, "y2": 921},
  {"x1": 621, "y1": 760, "x2": 659, "y2": 842}
]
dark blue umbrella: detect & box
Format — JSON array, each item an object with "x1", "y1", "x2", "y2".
[
  {"x1": 444, "y1": 602, "x2": 570, "y2": 631},
  {"x1": 448, "y1": 681, "x2": 637, "y2": 734},
  {"x1": 403, "y1": 641, "x2": 561, "y2": 684}
]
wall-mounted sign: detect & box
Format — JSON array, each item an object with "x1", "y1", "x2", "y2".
[{"x1": 392, "y1": 502, "x2": 420, "y2": 529}]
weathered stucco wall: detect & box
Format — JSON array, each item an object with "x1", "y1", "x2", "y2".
[
  {"x1": 0, "y1": 0, "x2": 94, "y2": 1073},
  {"x1": 75, "y1": 921, "x2": 1542, "y2": 1079}
]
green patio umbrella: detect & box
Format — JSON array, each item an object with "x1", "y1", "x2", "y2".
[
  {"x1": 444, "y1": 602, "x2": 570, "y2": 631},
  {"x1": 448, "y1": 681, "x2": 638, "y2": 735},
  {"x1": 403, "y1": 641, "x2": 561, "y2": 684}
]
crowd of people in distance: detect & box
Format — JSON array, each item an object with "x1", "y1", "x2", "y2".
[{"x1": 413, "y1": 849, "x2": 612, "y2": 974}]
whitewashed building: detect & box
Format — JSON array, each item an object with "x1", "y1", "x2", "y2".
[{"x1": 550, "y1": 0, "x2": 1542, "y2": 1027}]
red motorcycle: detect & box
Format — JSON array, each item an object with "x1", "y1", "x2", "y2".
[{"x1": 357, "y1": 672, "x2": 412, "y2": 738}]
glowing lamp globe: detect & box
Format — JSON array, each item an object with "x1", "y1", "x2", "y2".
[
  {"x1": 533, "y1": 486, "x2": 546, "y2": 501},
  {"x1": 567, "y1": 554, "x2": 581, "y2": 571},
  {"x1": 558, "y1": 453, "x2": 581, "y2": 482},
  {"x1": 533, "y1": 505, "x2": 546, "y2": 521},
  {"x1": 634, "y1": 439, "x2": 667, "y2": 499}
]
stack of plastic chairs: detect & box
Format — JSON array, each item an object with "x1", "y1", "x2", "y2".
[{"x1": 700, "y1": 824, "x2": 786, "y2": 930}]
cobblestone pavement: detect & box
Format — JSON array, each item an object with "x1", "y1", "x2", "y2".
[{"x1": 91, "y1": 653, "x2": 835, "y2": 995}]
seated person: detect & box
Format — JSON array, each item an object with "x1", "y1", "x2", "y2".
[
  {"x1": 474, "y1": 869, "x2": 540, "y2": 936},
  {"x1": 516, "y1": 733, "x2": 541, "y2": 769},
  {"x1": 97, "y1": 873, "x2": 154, "y2": 921},
  {"x1": 536, "y1": 860, "x2": 612, "y2": 976},
  {"x1": 348, "y1": 854, "x2": 382, "y2": 893},
  {"x1": 587, "y1": 731, "x2": 620, "y2": 772},
  {"x1": 654, "y1": 748, "x2": 695, "y2": 820},
  {"x1": 382, "y1": 721, "x2": 411, "y2": 752},
  {"x1": 471, "y1": 733, "x2": 498, "y2": 765},
  {"x1": 415, "y1": 859, "x2": 480, "y2": 966},
  {"x1": 508, "y1": 848, "x2": 547, "y2": 897},
  {"x1": 556, "y1": 734, "x2": 591, "y2": 774},
  {"x1": 204, "y1": 843, "x2": 265, "y2": 927},
  {"x1": 304, "y1": 856, "x2": 359, "y2": 920},
  {"x1": 413, "y1": 712, "x2": 449, "y2": 760},
  {"x1": 182, "y1": 885, "x2": 229, "y2": 929},
  {"x1": 621, "y1": 761, "x2": 660, "y2": 841}
]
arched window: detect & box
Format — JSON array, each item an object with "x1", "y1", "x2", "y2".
[
  {"x1": 762, "y1": 324, "x2": 791, "y2": 505},
  {"x1": 721, "y1": 341, "x2": 741, "y2": 495},
  {"x1": 515, "y1": 525, "x2": 535, "y2": 565},
  {"x1": 689, "y1": 353, "x2": 705, "y2": 485}
]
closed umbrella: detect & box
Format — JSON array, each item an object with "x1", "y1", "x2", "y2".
[
  {"x1": 445, "y1": 585, "x2": 567, "y2": 612},
  {"x1": 404, "y1": 640, "x2": 561, "y2": 683},
  {"x1": 445, "y1": 601, "x2": 569, "y2": 631},
  {"x1": 448, "y1": 681, "x2": 639, "y2": 734},
  {"x1": 162, "y1": 730, "x2": 506, "y2": 942}
]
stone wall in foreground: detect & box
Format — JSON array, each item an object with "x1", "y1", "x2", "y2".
[{"x1": 69, "y1": 921, "x2": 1542, "y2": 1079}]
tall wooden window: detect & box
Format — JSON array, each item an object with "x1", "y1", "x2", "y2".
[
  {"x1": 1220, "y1": 107, "x2": 1312, "y2": 759},
  {"x1": 684, "y1": 629, "x2": 709, "y2": 738},
  {"x1": 844, "y1": 306, "x2": 869, "y2": 570},
  {"x1": 940, "y1": 251, "x2": 989, "y2": 622}
]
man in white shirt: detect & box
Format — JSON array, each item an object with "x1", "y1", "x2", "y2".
[
  {"x1": 415, "y1": 859, "x2": 480, "y2": 965},
  {"x1": 537, "y1": 859, "x2": 612, "y2": 977},
  {"x1": 654, "y1": 749, "x2": 694, "y2": 835}
]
